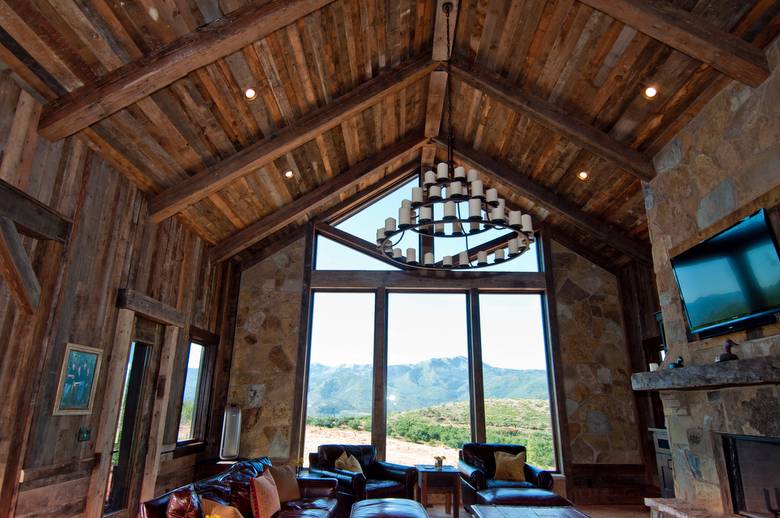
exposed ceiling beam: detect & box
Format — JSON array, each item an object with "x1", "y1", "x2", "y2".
[
  {"x1": 0, "y1": 216, "x2": 41, "y2": 313},
  {"x1": 0, "y1": 179, "x2": 71, "y2": 242},
  {"x1": 450, "y1": 61, "x2": 656, "y2": 182},
  {"x1": 578, "y1": 0, "x2": 769, "y2": 88},
  {"x1": 37, "y1": 0, "x2": 336, "y2": 140},
  {"x1": 208, "y1": 131, "x2": 428, "y2": 262},
  {"x1": 425, "y1": 0, "x2": 459, "y2": 138},
  {"x1": 436, "y1": 138, "x2": 651, "y2": 264},
  {"x1": 149, "y1": 56, "x2": 436, "y2": 223}
]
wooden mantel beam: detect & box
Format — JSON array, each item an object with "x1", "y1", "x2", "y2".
[
  {"x1": 208, "y1": 132, "x2": 428, "y2": 262},
  {"x1": 450, "y1": 61, "x2": 656, "y2": 182},
  {"x1": 577, "y1": 0, "x2": 769, "y2": 88},
  {"x1": 149, "y1": 56, "x2": 436, "y2": 222},
  {"x1": 38, "y1": 0, "x2": 336, "y2": 140},
  {"x1": 438, "y1": 138, "x2": 652, "y2": 263}
]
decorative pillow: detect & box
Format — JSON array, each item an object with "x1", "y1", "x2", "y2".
[
  {"x1": 335, "y1": 451, "x2": 363, "y2": 474},
  {"x1": 165, "y1": 486, "x2": 204, "y2": 518},
  {"x1": 249, "y1": 469, "x2": 282, "y2": 518},
  {"x1": 268, "y1": 465, "x2": 301, "y2": 503},
  {"x1": 202, "y1": 498, "x2": 244, "y2": 518},
  {"x1": 493, "y1": 450, "x2": 526, "y2": 481}
]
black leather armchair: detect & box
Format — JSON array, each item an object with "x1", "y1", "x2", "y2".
[
  {"x1": 458, "y1": 443, "x2": 569, "y2": 508},
  {"x1": 308, "y1": 444, "x2": 417, "y2": 515}
]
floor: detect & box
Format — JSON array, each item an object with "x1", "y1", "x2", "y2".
[{"x1": 425, "y1": 504, "x2": 650, "y2": 518}]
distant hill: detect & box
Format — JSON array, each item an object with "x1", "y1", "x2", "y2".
[{"x1": 307, "y1": 356, "x2": 548, "y2": 417}]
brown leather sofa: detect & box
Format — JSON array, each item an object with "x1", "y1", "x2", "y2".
[
  {"x1": 458, "y1": 443, "x2": 570, "y2": 508},
  {"x1": 140, "y1": 457, "x2": 338, "y2": 518},
  {"x1": 308, "y1": 445, "x2": 417, "y2": 514}
]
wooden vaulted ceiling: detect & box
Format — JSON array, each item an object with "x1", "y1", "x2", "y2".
[{"x1": 0, "y1": 0, "x2": 778, "y2": 268}]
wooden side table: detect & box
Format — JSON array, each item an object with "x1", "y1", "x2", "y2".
[{"x1": 415, "y1": 465, "x2": 461, "y2": 518}]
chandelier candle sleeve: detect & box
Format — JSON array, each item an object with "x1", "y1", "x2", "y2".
[
  {"x1": 521, "y1": 214, "x2": 533, "y2": 232},
  {"x1": 420, "y1": 206, "x2": 432, "y2": 223},
  {"x1": 471, "y1": 180, "x2": 483, "y2": 197},
  {"x1": 509, "y1": 211, "x2": 522, "y2": 227},
  {"x1": 376, "y1": 228, "x2": 385, "y2": 241},
  {"x1": 412, "y1": 187, "x2": 423, "y2": 204},
  {"x1": 436, "y1": 162, "x2": 448, "y2": 182},
  {"x1": 469, "y1": 198, "x2": 482, "y2": 219},
  {"x1": 490, "y1": 206, "x2": 504, "y2": 222},
  {"x1": 385, "y1": 217, "x2": 396, "y2": 232},
  {"x1": 508, "y1": 238, "x2": 519, "y2": 254},
  {"x1": 470, "y1": 222, "x2": 480, "y2": 232},
  {"x1": 495, "y1": 248, "x2": 505, "y2": 261},
  {"x1": 458, "y1": 251, "x2": 469, "y2": 266},
  {"x1": 399, "y1": 206, "x2": 411, "y2": 227},
  {"x1": 497, "y1": 199, "x2": 506, "y2": 212},
  {"x1": 486, "y1": 188, "x2": 498, "y2": 204},
  {"x1": 450, "y1": 181, "x2": 463, "y2": 197},
  {"x1": 467, "y1": 169, "x2": 479, "y2": 182},
  {"x1": 424, "y1": 170, "x2": 436, "y2": 186},
  {"x1": 393, "y1": 248, "x2": 402, "y2": 259},
  {"x1": 454, "y1": 166, "x2": 466, "y2": 180},
  {"x1": 444, "y1": 201, "x2": 456, "y2": 219},
  {"x1": 434, "y1": 222, "x2": 445, "y2": 235},
  {"x1": 406, "y1": 248, "x2": 416, "y2": 263},
  {"x1": 443, "y1": 255, "x2": 453, "y2": 266},
  {"x1": 477, "y1": 251, "x2": 488, "y2": 265},
  {"x1": 424, "y1": 252, "x2": 434, "y2": 266},
  {"x1": 453, "y1": 220, "x2": 464, "y2": 235},
  {"x1": 429, "y1": 185, "x2": 442, "y2": 200}
]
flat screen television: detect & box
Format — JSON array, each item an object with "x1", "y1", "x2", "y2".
[{"x1": 671, "y1": 209, "x2": 780, "y2": 337}]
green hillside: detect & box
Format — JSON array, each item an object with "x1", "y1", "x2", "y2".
[{"x1": 307, "y1": 356, "x2": 549, "y2": 417}]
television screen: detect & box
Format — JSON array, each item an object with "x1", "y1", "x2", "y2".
[{"x1": 671, "y1": 209, "x2": 780, "y2": 334}]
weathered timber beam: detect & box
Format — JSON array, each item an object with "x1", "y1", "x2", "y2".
[
  {"x1": 149, "y1": 56, "x2": 436, "y2": 222},
  {"x1": 116, "y1": 288, "x2": 185, "y2": 327},
  {"x1": 438, "y1": 138, "x2": 652, "y2": 263},
  {"x1": 209, "y1": 131, "x2": 428, "y2": 262},
  {"x1": 38, "y1": 0, "x2": 336, "y2": 140},
  {"x1": 0, "y1": 179, "x2": 71, "y2": 242},
  {"x1": 313, "y1": 222, "x2": 405, "y2": 269},
  {"x1": 424, "y1": 0, "x2": 459, "y2": 137},
  {"x1": 578, "y1": 0, "x2": 769, "y2": 88},
  {"x1": 0, "y1": 216, "x2": 41, "y2": 313},
  {"x1": 310, "y1": 269, "x2": 547, "y2": 290},
  {"x1": 450, "y1": 61, "x2": 656, "y2": 182}
]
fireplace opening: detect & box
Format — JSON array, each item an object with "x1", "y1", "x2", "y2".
[{"x1": 723, "y1": 434, "x2": 780, "y2": 518}]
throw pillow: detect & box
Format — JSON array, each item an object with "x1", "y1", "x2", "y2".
[
  {"x1": 334, "y1": 451, "x2": 363, "y2": 474},
  {"x1": 268, "y1": 465, "x2": 301, "y2": 503},
  {"x1": 202, "y1": 498, "x2": 244, "y2": 518},
  {"x1": 165, "y1": 486, "x2": 204, "y2": 518},
  {"x1": 249, "y1": 469, "x2": 282, "y2": 518},
  {"x1": 493, "y1": 450, "x2": 526, "y2": 481}
]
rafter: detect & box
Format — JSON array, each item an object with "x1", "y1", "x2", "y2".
[
  {"x1": 0, "y1": 179, "x2": 71, "y2": 243},
  {"x1": 149, "y1": 56, "x2": 436, "y2": 223},
  {"x1": 37, "y1": 0, "x2": 336, "y2": 140},
  {"x1": 450, "y1": 61, "x2": 656, "y2": 182},
  {"x1": 436, "y1": 138, "x2": 651, "y2": 264},
  {"x1": 208, "y1": 132, "x2": 427, "y2": 263},
  {"x1": 0, "y1": 216, "x2": 40, "y2": 313},
  {"x1": 578, "y1": 0, "x2": 769, "y2": 88}
]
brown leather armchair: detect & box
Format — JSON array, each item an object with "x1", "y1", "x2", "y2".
[
  {"x1": 140, "y1": 457, "x2": 338, "y2": 518},
  {"x1": 458, "y1": 443, "x2": 570, "y2": 508},
  {"x1": 308, "y1": 445, "x2": 417, "y2": 514}
]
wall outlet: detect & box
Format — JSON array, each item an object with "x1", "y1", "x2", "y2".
[{"x1": 77, "y1": 426, "x2": 91, "y2": 442}]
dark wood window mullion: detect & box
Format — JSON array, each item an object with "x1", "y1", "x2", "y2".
[
  {"x1": 371, "y1": 287, "x2": 388, "y2": 460},
  {"x1": 467, "y1": 288, "x2": 487, "y2": 443}
]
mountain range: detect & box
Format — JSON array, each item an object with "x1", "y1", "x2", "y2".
[{"x1": 306, "y1": 356, "x2": 548, "y2": 417}]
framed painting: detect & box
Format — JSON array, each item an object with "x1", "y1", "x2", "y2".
[{"x1": 53, "y1": 343, "x2": 103, "y2": 415}]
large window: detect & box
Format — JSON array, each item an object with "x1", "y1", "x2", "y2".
[
  {"x1": 177, "y1": 336, "x2": 216, "y2": 445},
  {"x1": 386, "y1": 293, "x2": 470, "y2": 465},
  {"x1": 479, "y1": 294, "x2": 555, "y2": 469},
  {"x1": 303, "y1": 292, "x2": 376, "y2": 465}
]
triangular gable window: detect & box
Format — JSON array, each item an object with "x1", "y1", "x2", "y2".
[{"x1": 314, "y1": 236, "x2": 400, "y2": 271}]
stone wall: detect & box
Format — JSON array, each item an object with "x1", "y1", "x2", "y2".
[
  {"x1": 228, "y1": 238, "x2": 307, "y2": 460},
  {"x1": 551, "y1": 241, "x2": 643, "y2": 465},
  {"x1": 645, "y1": 36, "x2": 780, "y2": 515}
]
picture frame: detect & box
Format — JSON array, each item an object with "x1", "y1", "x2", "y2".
[{"x1": 53, "y1": 343, "x2": 103, "y2": 416}]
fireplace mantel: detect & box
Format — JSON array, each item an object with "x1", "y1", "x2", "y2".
[{"x1": 631, "y1": 356, "x2": 780, "y2": 392}]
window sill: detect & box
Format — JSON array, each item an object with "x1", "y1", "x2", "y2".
[{"x1": 173, "y1": 440, "x2": 206, "y2": 458}]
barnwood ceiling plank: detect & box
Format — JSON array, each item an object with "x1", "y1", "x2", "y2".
[
  {"x1": 438, "y1": 138, "x2": 651, "y2": 264},
  {"x1": 577, "y1": 0, "x2": 770, "y2": 88},
  {"x1": 149, "y1": 56, "x2": 436, "y2": 222},
  {"x1": 37, "y1": 0, "x2": 337, "y2": 140},
  {"x1": 0, "y1": 179, "x2": 71, "y2": 243},
  {"x1": 0, "y1": 216, "x2": 41, "y2": 313},
  {"x1": 450, "y1": 61, "x2": 656, "y2": 182},
  {"x1": 208, "y1": 131, "x2": 428, "y2": 263}
]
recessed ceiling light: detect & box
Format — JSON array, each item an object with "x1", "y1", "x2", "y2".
[
  {"x1": 577, "y1": 171, "x2": 589, "y2": 181},
  {"x1": 643, "y1": 86, "x2": 658, "y2": 99},
  {"x1": 284, "y1": 170, "x2": 294, "y2": 179},
  {"x1": 244, "y1": 87, "x2": 257, "y2": 101}
]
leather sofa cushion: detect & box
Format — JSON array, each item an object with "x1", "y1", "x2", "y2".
[
  {"x1": 165, "y1": 486, "x2": 204, "y2": 518},
  {"x1": 315, "y1": 445, "x2": 376, "y2": 471},
  {"x1": 477, "y1": 487, "x2": 571, "y2": 507},
  {"x1": 351, "y1": 498, "x2": 428, "y2": 518},
  {"x1": 282, "y1": 497, "x2": 338, "y2": 513},
  {"x1": 485, "y1": 479, "x2": 535, "y2": 489},
  {"x1": 461, "y1": 443, "x2": 526, "y2": 479},
  {"x1": 364, "y1": 479, "x2": 405, "y2": 499}
]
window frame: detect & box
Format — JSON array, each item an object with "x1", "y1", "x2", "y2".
[{"x1": 175, "y1": 327, "x2": 218, "y2": 450}]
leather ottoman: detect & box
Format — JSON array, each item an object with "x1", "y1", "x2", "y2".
[
  {"x1": 476, "y1": 488, "x2": 571, "y2": 507},
  {"x1": 350, "y1": 498, "x2": 428, "y2": 518}
]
